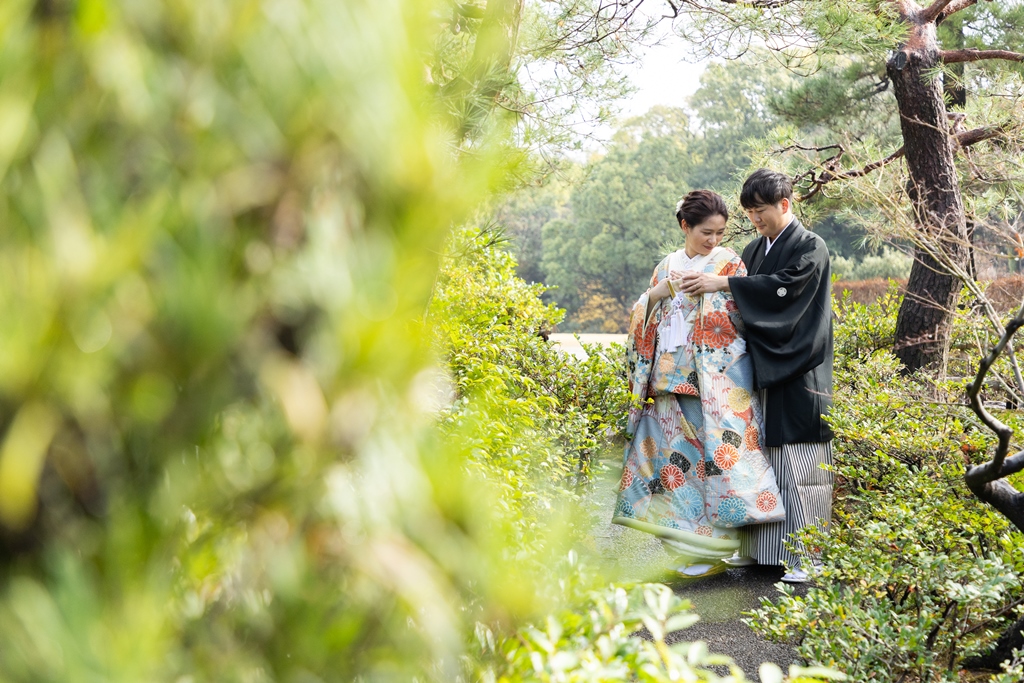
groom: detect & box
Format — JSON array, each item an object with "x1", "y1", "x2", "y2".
[{"x1": 678, "y1": 169, "x2": 834, "y2": 583}]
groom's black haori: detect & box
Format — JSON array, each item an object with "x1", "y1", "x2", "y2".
[{"x1": 730, "y1": 218, "x2": 834, "y2": 446}]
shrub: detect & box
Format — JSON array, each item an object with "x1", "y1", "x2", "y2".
[
  {"x1": 833, "y1": 282, "x2": 902, "y2": 369},
  {"x1": 481, "y1": 581, "x2": 845, "y2": 683},
  {"x1": 431, "y1": 226, "x2": 630, "y2": 488},
  {"x1": 748, "y1": 290, "x2": 1024, "y2": 682},
  {"x1": 852, "y1": 248, "x2": 913, "y2": 280},
  {"x1": 830, "y1": 255, "x2": 856, "y2": 281}
]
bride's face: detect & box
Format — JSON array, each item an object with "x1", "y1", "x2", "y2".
[{"x1": 682, "y1": 214, "x2": 727, "y2": 256}]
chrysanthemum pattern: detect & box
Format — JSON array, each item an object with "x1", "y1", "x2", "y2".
[
  {"x1": 705, "y1": 458, "x2": 723, "y2": 477},
  {"x1": 660, "y1": 464, "x2": 685, "y2": 490},
  {"x1": 713, "y1": 444, "x2": 740, "y2": 470},
  {"x1": 728, "y1": 460, "x2": 757, "y2": 490},
  {"x1": 638, "y1": 457, "x2": 655, "y2": 479},
  {"x1": 716, "y1": 496, "x2": 747, "y2": 525},
  {"x1": 728, "y1": 387, "x2": 751, "y2": 413},
  {"x1": 671, "y1": 382, "x2": 698, "y2": 396},
  {"x1": 693, "y1": 311, "x2": 735, "y2": 349},
  {"x1": 619, "y1": 469, "x2": 633, "y2": 491},
  {"x1": 669, "y1": 452, "x2": 691, "y2": 473},
  {"x1": 657, "y1": 353, "x2": 676, "y2": 375},
  {"x1": 672, "y1": 485, "x2": 702, "y2": 520},
  {"x1": 756, "y1": 490, "x2": 777, "y2": 513},
  {"x1": 744, "y1": 424, "x2": 760, "y2": 451}
]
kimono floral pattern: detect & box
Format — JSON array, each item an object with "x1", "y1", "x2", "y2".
[{"x1": 614, "y1": 247, "x2": 786, "y2": 539}]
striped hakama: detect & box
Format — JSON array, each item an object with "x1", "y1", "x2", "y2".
[{"x1": 739, "y1": 440, "x2": 833, "y2": 569}]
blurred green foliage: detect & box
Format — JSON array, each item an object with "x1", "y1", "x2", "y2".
[
  {"x1": 830, "y1": 248, "x2": 911, "y2": 282},
  {"x1": 0, "y1": 0, "x2": 518, "y2": 679}
]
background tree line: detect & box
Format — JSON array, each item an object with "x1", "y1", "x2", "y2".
[{"x1": 497, "y1": 56, "x2": 915, "y2": 333}]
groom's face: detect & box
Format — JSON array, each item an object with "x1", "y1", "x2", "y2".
[{"x1": 744, "y1": 197, "x2": 790, "y2": 240}]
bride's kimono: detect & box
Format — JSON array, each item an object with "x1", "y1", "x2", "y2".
[{"x1": 612, "y1": 246, "x2": 785, "y2": 563}]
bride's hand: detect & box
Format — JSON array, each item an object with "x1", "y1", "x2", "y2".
[{"x1": 651, "y1": 278, "x2": 684, "y2": 302}]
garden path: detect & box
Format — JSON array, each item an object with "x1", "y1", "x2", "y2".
[
  {"x1": 550, "y1": 333, "x2": 626, "y2": 360},
  {"x1": 588, "y1": 469, "x2": 805, "y2": 680}
]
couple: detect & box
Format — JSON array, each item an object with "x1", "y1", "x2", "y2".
[{"x1": 613, "y1": 169, "x2": 834, "y2": 583}]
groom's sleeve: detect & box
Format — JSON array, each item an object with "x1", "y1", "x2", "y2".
[{"x1": 727, "y1": 238, "x2": 831, "y2": 388}]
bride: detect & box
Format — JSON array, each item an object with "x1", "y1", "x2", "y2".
[{"x1": 612, "y1": 190, "x2": 785, "y2": 578}]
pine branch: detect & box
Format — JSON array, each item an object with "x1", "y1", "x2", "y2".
[
  {"x1": 717, "y1": 0, "x2": 799, "y2": 6},
  {"x1": 794, "y1": 126, "x2": 1003, "y2": 201},
  {"x1": 953, "y1": 125, "x2": 1005, "y2": 148},
  {"x1": 940, "y1": 48, "x2": 1024, "y2": 64},
  {"x1": 919, "y1": 0, "x2": 960, "y2": 23},
  {"x1": 936, "y1": 0, "x2": 978, "y2": 23}
]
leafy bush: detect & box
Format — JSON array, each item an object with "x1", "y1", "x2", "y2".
[
  {"x1": 830, "y1": 255, "x2": 856, "y2": 281},
  {"x1": 481, "y1": 580, "x2": 845, "y2": 683},
  {"x1": 748, "y1": 291, "x2": 1024, "y2": 681},
  {"x1": 833, "y1": 283, "x2": 902, "y2": 369},
  {"x1": 431, "y1": 225, "x2": 630, "y2": 486}
]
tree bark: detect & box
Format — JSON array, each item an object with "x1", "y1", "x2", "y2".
[
  {"x1": 888, "y1": 16, "x2": 969, "y2": 375},
  {"x1": 941, "y1": 18, "x2": 976, "y2": 280},
  {"x1": 963, "y1": 615, "x2": 1024, "y2": 671}
]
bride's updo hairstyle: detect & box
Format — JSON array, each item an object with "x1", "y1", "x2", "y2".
[{"x1": 675, "y1": 189, "x2": 729, "y2": 227}]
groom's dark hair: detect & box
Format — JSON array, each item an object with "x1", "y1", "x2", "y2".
[{"x1": 740, "y1": 169, "x2": 793, "y2": 209}]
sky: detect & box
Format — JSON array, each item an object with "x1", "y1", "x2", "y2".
[{"x1": 619, "y1": 38, "x2": 708, "y2": 119}]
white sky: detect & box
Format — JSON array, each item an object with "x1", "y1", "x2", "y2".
[{"x1": 620, "y1": 39, "x2": 707, "y2": 119}]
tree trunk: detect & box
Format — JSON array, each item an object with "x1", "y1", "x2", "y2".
[
  {"x1": 942, "y1": 17, "x2": 976, "y2": 281},
  {"x1": 888, "y1": 17, "x2": 969, "y2": 375},
  {"x1": 963, "y1": 613, "x2": 1024, "y2": 671}
]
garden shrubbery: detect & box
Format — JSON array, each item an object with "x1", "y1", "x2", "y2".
[
  {"x1": 749, "y1": 287, "x2": 1024, "y2": 682},
  {"x1": 430, "y1": 226, "x2": 630, "y2": 551},
  {"x1": 433, "y1": 241, "x2": 1024, "y2": 680}
]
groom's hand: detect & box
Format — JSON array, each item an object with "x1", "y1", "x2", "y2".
[{"x1": 679, "y1": 271, "x2": 730, "y2": 295}]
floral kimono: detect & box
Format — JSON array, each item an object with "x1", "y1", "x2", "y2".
[{"x1": 613, "y1": 246, "x2": 785, "y2": 563}]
